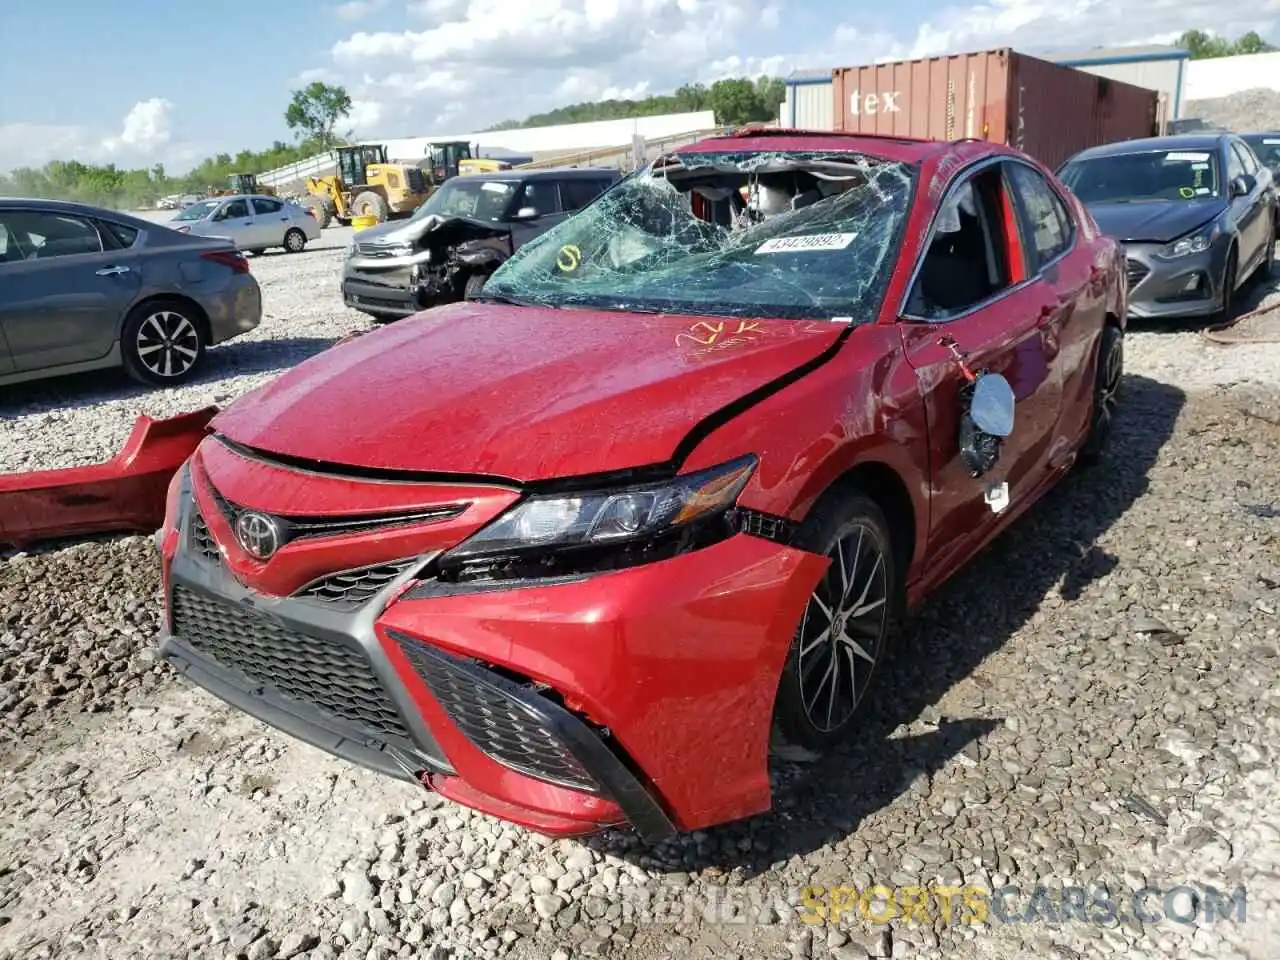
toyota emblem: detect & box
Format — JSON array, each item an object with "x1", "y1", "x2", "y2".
[{"x1": 234, "y1": 511, "x2": 281, "y2": 560}]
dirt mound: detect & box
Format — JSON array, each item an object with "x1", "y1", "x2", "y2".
[{"x1": 1184, "y1": 87, "x2": 1280, "y2": 131}]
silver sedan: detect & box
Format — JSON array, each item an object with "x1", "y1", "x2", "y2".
[{"x1": 170, "y1": 194, "x2": 322, "y2": 255}]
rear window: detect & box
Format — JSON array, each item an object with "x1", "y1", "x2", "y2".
[
  {"x1": 104, "y1": 221, "x2": 139, "y2": 247},
  {"x1": 1060, "y1": 149, "x2": 1221, "y2": 203}
]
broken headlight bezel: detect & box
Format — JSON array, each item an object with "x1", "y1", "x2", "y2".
[{"x1": 436, "y1": 455, "x2": 758, "y2": 581}]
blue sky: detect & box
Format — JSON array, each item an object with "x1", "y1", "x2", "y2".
[{"x1": 1, "y1": 0, "x2": 1276, "y2": 174}]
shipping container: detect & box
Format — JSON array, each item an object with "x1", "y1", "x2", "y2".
[{"x1": 831, "y1": 48, "x2": 1162, "y2": 171}]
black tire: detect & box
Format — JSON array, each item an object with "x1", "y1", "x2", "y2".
[
  {"x1": 353, "y1": 191, "x2": 390, "y2": 222},
  {"x1": 463, "y1": 273, "x2": 489, "y2": 300},
  {"x1": 1077, "y1": 323, "x2": 1123, "y2": 468},
  {"x1": 1214, "y1": 246, "x2": 1238, "y2": 324},
  {"x1": 284, "y1": 228, "x2": 307, "y2": 254},
  {"x1": 771, "y1": 490, "x2": 900, "y2": 757},
  {"x1": 120, "y1": 299, "x2": 206, "y2": 387}
]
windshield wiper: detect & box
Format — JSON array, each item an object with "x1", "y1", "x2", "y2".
[{"x1": 470, "y1": 293, "x2": 558, "y2": 309}]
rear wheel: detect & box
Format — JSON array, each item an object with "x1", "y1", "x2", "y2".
[
  {"x1": 353, "y1": 191, "x2": 390, "y2": 222},
  {"x1": 771, "y1": 491, "x2": 899, "y2": 758},
  {"x1": 121, "y1": 300, "x2": 206, "y2": 387},
  {"x1": 284, "y1": 228, "x2": 307, "y2": 253},
  {"x1": 1077, "y1": 323, "x2": 1123, "y2": 468},
  {"x1": 308, "y1": 199, "x2": 333, "y2": 229}
]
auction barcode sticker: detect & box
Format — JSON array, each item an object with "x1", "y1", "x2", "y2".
[
  {"x1": 756, "y1": 232, "x2": 858, "y2": 254},
  {"x1": 1165, "y1": 152, "x2": 1210, "y2": 162}
]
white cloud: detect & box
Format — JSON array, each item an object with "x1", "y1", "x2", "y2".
[
  {"x1": 335, "y1": 0, "x2": 386, "y2": 20},
  {"x1": 0, "y1": 98, "x2": 190, "y2": 173}
]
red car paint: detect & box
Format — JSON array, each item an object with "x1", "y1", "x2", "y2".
[
  {"x1": 156, "y1": 131, "x2": 1126, "y2": 840},
  {"x1": 0, "y1": 407, "x2": 215, "y2": 548}
]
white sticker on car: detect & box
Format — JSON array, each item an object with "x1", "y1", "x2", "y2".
[
  {"x1": 1195, "y1": 187, "x2": 1212, "y2": 195},
  {"x1": 755, "y1": 232, "x2": 858, "y2": 254},
  {"x1": 1191, "y1": 162, "x2": 1209, "y2": 169},
  {"x1": 1165, "y1": 152, "x2": 1211, "y2": 162},
  {"x1": 481, "y1": 182, "x2": 512, "y2": 193},
  {"x1": 1264, "y1": 138, "x2": 1280, "y2": 144}
]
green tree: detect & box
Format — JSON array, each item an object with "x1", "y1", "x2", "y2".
[
  {"x1": 1177, "y1": 29, "x2": 1277, "y2": 59},
  {"x1": 284, "y1": 82, "x2": 353, "y2": 149}
]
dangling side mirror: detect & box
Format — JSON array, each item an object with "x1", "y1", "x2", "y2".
[{"x1": 970, "y1": 372, "x2": 1015, "y2": 437}]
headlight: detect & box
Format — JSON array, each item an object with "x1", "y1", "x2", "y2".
[
  {"x1": 438, "y1": 455, "x2": 758, "y2": 578},
  {"x1": 1157, "y1": 224, "x2": 1219, "y2": 259}
]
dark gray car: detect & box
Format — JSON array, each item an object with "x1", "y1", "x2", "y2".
[
  {"x1": 0, "y1": 199, "x2": 263, "y2": 387},
  {"x1": 1059, "y1": 134, "x2": 1276, "y2": 320},
  {"x1": 341, "y1": 167, "x2": 620, "y2": 323}
]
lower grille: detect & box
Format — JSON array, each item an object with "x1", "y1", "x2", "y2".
[
  {"x1": 394, "y1": 636, "x2": 600, "y2": 793},
  {"x1": 1126, "y1": 258, "x2": 1149, "y2": 289},
  {"x1": 171, "y1": 585, "x2": 411, "y2": 742}
]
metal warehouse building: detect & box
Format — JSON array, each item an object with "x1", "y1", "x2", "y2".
[
  {"x1": 778, "y1": 43, "x2": 1191, "y2": 132},
  {"x1": 1040, "y1": 44, "x2": 1190, "y2": 120}
]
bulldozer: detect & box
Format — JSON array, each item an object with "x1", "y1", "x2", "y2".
[
  {"x1": 228, "y1": 172, "x2": 275, "y2": 196},
  {"x1": 423, "y1": 141, "x2": 476, "y2": 182},
  {"x1": 305, "y1": 144, "x2": 432, "y2": 229}
]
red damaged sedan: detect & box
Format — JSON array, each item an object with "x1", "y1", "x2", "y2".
[{"x1": 156, "y1": 129, "x2": 1126, "y2": 842}]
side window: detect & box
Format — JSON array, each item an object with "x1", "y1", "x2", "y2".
[
  {"x1": 1231, "y1": 141, "x2": 1258, "y2": 177},
  {"x1": 252, "y1": 198, "x2": 283, "y2": 215},
  {"x1": 905, "y1": 166, "x2": 1014, "y2": 321},
  {"x1": 1006, "y1": 163, "x2": 1072, "y2": 268},
  {"x1": 103, "y1": 221, "x2": 139, "y2": 248},
  {"x1": 0, "y1": 212, "x2": 103, "y2": 261},
  {"x1": 514, "y1": 180, "x2": 562, "y2": 217},
  {"x1": 559, "y1": 178, "x2": 607, "y2": 211},
  {"x1": 222, "y1": 199, "x2": 250, "y2": 219},
  {"x1": 1226, "y1": 145, "x2": 1246, "y2": 182}
]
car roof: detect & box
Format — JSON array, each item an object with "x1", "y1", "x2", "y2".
[
  {"x1": 473, "y1": 167, "x2": 621, "y2": 183},
  {"x1": 675, "y1": 127, "x2": 963, "y2": 165},
  {"x1": 1240, "y1": 131, "x2": 1280, "y2": 138},
  {"x1": 0, "y1": 196, "x2": 158, "y2": 229},
  {"x1": 1067, "y1": 134, "x2": 1227, "y2": 162}
]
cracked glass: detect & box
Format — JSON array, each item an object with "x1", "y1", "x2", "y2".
[{"x1": 483, "y1": 149, "x2": 918, "y2": 322}]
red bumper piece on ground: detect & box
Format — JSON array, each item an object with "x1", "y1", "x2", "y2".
[{"x1": 0, "y1": 407, "x2": 217, "y2": 548}]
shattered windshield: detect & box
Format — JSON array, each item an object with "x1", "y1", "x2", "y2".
[
  {"x1": 1059, "y1": 150, "x2": 1222, "y2": 203},
  {"x1": 482, "y1": 150, "x2": 916, "y2": 322},
  {"x1": 412, "y1": 177, "x2": 517, "y2": 222}
]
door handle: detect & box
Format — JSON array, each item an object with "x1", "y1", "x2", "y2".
[{"x1": 95, "y1": 265, "x2": 130, "y2": 276}]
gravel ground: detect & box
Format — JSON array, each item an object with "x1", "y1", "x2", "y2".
[
  {"x1": 1183, "y1": 89, "x2": 1280, "y2": 133},
  {"x1": 1, "y1": 235, "x2": 1279, "y2": 960}
]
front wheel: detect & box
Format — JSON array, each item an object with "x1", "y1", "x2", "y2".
[
  {"x1": 120, "y1": 300, "x2": 206, "y2": 387},
  {"x1": 771, "y1": 491, "x2": 898, "y2": 757},
  {"x1": 1214, "y1": 247, "x2": 1238, "y2": 324},
  {"x1": 352, "y1": 191, "x2": 389, "y2": 222}
]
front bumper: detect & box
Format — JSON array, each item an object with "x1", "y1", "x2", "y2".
[
  {"x1": 159, "y1": 497, "x2": 827, "y2": 839},
  {"x1": 1123, "y1": 241, "x2": 1226, "y2": 320},
  {"x1": 341, "y1": 269, "x2": 420, "y2": 318}
]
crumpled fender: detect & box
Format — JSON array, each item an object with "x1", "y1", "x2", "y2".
[{"x1": 0, "y1": 406, "x2": 217, "y2": 548}]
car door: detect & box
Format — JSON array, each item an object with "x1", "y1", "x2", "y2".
[
  {"x1": 1224, "y1": 141, "x2": 1264, "y2": 271},
  {"x1": 250, "y1": 197, "x2": 289, "y2": 247},
  {"x1": 1003, "y1": 159, "x2": 1107, "y2": 463},
  {"x1": 0, "y1": 208, "x2": 141, "y2": 371},
  {"x1": 505, "y1": 180, "x2": 566, "y2": 249},
  {"x1": 898, "y1": 158, "x2": 1066, "y2": 576},
  {"x1": 1230, "y1": 139, "x2": 1272, "y2": 262},
  {"x1": 211, "y1": 198, "x2": 254, "y2": 248}
]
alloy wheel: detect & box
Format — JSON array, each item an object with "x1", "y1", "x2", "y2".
[
  {"x1": 1095, "y1": 334, "x2": 1123, "y2": 436},
  {"x1": 797, "y1": 524, "x2": 890, "y2": 733},
  {"x1": 135, "y1": 310, "x2": 200, "y2": 379}
]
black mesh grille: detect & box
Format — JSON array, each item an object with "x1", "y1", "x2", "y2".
[
  {"x1": 395, "y1": 637, "x2": 599, "y2": 792},
  {"x1": 736, "y1": 509, "x2": 795, "y2": 544},
  {"x1": 189, "y1": 510, "x2": 220, "y2": 563},
  {"x1": 1126, "y1": 258, "x2": 1149, "y2": 290},
  {"x1": 295, "y1": 560, "x2": 418, "y2": 608},
  {"x1": 171, "y1": 585, "x2": 411, "y2": 741}
]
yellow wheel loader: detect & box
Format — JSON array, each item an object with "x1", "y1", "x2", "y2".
[
  {"x1": 228, "y1": 172, "x2": 275, "y2": 196},
  {"x1": 305, "y1": 145, "x2": 432, "y2": 229}
]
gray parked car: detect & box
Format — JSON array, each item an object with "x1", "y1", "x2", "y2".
[
  {"x1": 0, "y1": 198, "x2": 262, "y2": 387},
  {"x1": 341, "y1": 167, "x2": 620, "y2": 323},
  {"x1": 1059, "y1": 133, "x2": 1276, "y2": 321}
]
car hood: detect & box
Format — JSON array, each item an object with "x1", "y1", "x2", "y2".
[
  {"x1": 1087, "y1": 200, "x2": 1224, "y2": 244},
  {"x1": 210, "y1": 302, "x2": 845, "y2": 480},
  {"x1": 352, "y1": 213, "x2": 510, "y2": 247}
]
